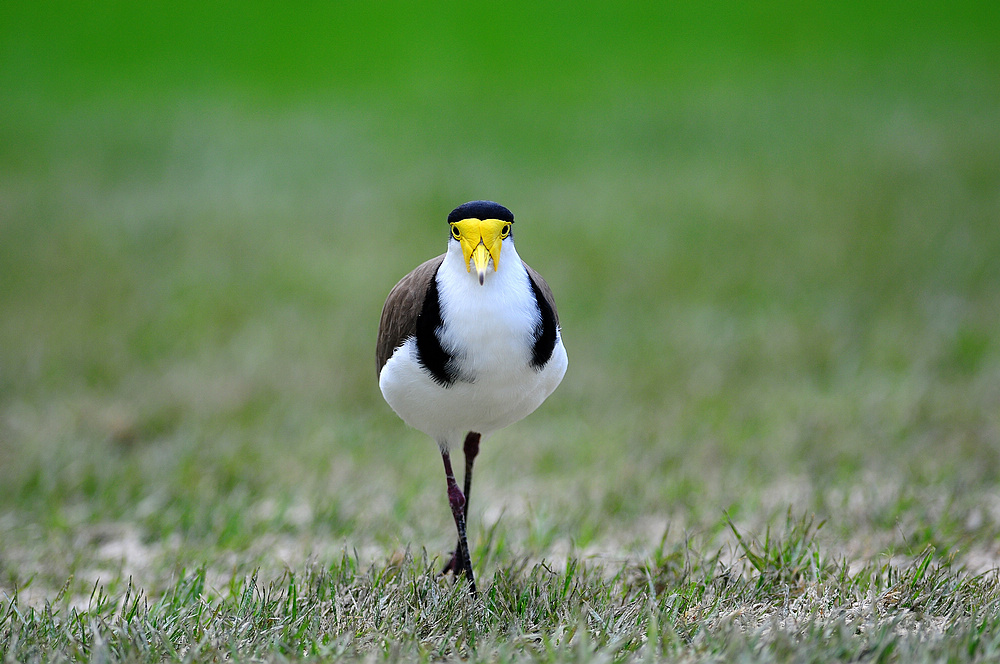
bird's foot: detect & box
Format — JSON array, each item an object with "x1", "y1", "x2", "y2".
[
  {"x1": 441, "y1": 541, "x2": 472, "y2": 579},
  {"x1": 440, "y1": 551, "x2": 459, "y2": 576}
]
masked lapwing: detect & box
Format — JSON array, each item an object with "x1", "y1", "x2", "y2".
[{"x1": 376, "y1": 200, "x2": 568, "y2": 594}]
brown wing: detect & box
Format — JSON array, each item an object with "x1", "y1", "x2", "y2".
[
  {"x1": 523, "y1": 261, "x2": 559, "y2": 326},
  {"x1": 376, "y1": 254, "x2": 445, "y2": 375}
]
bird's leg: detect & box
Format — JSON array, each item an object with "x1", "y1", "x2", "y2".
[
  {"x1": 442, "y1": 432, "x2": 480, "y2": 577},
  {"x1": 462, "y1": 432, "x2": 481, "y2": 520},
  {"x1": 441, "y1": 449, "x2": 477, "y2": 595}
]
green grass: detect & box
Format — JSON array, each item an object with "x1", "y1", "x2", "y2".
[
  {"x1": 5, "y1": 520, "x2": 1000, "y2": 661},
  {"x1": 2, "y1": 1, "x2": 1000, "y2": 661}
]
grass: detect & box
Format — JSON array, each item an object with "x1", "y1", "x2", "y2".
[
  {"x1": 2, "y1": 1, "x2": 1000, "y2": 661},
  {"x1": 5, "y1": 519, "x2": 1000, "y2": 661}
]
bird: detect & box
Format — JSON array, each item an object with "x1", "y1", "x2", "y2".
[{"x1": 376, "y1": 200, "x2": 568, "y2": 594}]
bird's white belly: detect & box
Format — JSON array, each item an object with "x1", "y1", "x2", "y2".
[{"x1": 379, "y1": 334, "x2": 567, "y2": 447}]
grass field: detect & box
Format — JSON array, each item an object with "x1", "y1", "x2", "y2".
[{"x1": 2, "y1": 2, "x2": 1000, "y2": 661}]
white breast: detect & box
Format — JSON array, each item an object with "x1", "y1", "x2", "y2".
[{"x1": 378, "y1": 241, "x2": 567, "y2": 449}]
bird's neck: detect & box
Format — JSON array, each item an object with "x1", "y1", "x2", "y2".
[{"x1": 436, "y1": 240, "x2": 538, "y2": 380}]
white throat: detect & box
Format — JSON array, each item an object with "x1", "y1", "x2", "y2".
[{"x1": 436, "y1": 238, "x2": 539, "y2": 379}]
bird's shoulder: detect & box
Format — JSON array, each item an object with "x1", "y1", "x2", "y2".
[
  {"x1": 522, "y1": 260, "x2": 559, "y2": 327},
  {"x1": 376, "y1": 254, "x2": 445, "y2": 375}
]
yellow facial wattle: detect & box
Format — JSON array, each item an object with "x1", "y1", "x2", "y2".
[{"x1": 450, "y1": 218, "x2": 511, "y2": 285}]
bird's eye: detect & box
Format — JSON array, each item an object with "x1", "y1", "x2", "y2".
[
  {"x1": 500, "y1": 223, "x2": 511, "y2": 238},
  {"x1": 451, "y1": 225, "x2": 461, "y2": 240}
]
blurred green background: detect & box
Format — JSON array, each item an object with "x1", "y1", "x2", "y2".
[{"x1": 1, "y1": 1, "x2": 999, "y2": 580}]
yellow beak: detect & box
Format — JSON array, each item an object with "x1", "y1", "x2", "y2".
[
  {"x1": 471, "y1": 244, "x2": 491, "y2": 284},
  {"x1": 451, "y1": 218, "x2": 508, "y2": 285}
]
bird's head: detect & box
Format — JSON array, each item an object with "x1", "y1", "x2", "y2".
[{"x1": 447, "y1": 200, "x2": 514, "y2": 286}]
